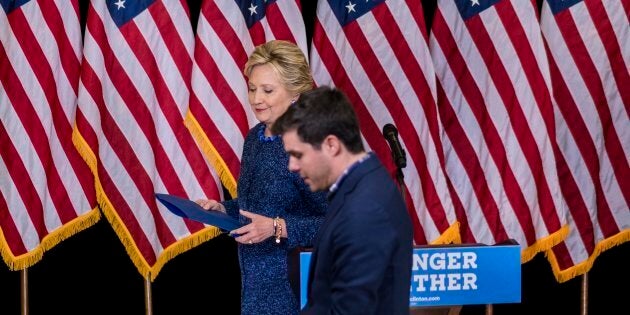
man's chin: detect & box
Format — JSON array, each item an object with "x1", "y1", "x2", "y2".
[
  {"x1": 304, "y1": 180, "x2": 320, "y2": 192},
  {"x1": 306, "y1": 183, "x2": 317, "y2": 192}
]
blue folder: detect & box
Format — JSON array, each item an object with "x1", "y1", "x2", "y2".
[{"x1": 155, "y1": 193, "x2": 243, "y2": 231}]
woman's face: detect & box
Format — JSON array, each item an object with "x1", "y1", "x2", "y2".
[{"x1": 247, "y1": 64, "x2": 296, "y2": 129}]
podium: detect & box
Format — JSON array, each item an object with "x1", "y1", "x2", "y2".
[{"x1": 294, "y1": 242, "x2": 521, "y2": 312}]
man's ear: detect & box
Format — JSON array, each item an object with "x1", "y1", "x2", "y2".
[{"x1": 322, "y1": 135, "x2": 342, "y2": 156}]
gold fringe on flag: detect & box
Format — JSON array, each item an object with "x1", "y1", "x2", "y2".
[
  {"x1": 547, "y1": 229, "x2": 630, "y2": 283},
  {"x1": 430, "y1": 221, "x2": 462, "y2": 245},
  {"x1": 0, "y1": 207, "x2": 100, "y2": 271},
  {"x1": 185, "y1": 110, "x2": 238, "y2": 198},
  {"x1": 72, "y1": 125, "x2": 223, "y2": 281},
  {"x1": 522, "y1": 224, "x2": 570, "y2": 264}
]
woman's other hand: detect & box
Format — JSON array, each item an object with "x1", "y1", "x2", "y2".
[
  {"x1": 231, "y1": 210, "x2": 275, "y2": 245},
  {"x1": 195, "y1": 199, "x2": 226, "y2": 213}
]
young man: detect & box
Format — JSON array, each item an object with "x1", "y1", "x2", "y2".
[{"x1": 272, "y1": 86, "x2": 413, "y2": 314}]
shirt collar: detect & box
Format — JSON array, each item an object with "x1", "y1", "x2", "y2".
[{"x1": 328, "y1": 152, "x2": 371, "y2": 197}]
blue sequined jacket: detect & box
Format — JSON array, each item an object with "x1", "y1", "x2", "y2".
[{"x1": 222, "y1": 123, "x2": 328, "y2": 315}]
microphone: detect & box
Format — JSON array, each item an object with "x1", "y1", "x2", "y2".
[{"x1": 382, "y1": 123, "x2": 406, "y2": 169}]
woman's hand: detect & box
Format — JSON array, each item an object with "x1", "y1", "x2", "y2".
[
  {"x1": 231, "y1": 210, "x2": 275, "y2": 245},
  {"x1": 195, "y1": 199, "x2": 226, "y2": 213}
]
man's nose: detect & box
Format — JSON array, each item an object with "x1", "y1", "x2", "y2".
[{"x1": 288, "y1": 158, "x2": 299, "y2": 172}]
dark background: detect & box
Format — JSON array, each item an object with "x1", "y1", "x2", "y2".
[
  {"x1": 2, "y1": 1, "x2": 628, "y2": 314},
  {"x1": 1, "y1": 215, "x2": 629, "y2": 314}
]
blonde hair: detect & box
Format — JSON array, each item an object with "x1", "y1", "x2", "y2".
[{"x1": 243, "y1": 40, "x2": 313, "y2": 95}]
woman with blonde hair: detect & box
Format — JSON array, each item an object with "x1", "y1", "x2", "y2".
[{"x1": 196, "y1": 40, "x2": 327, "y2": 315}]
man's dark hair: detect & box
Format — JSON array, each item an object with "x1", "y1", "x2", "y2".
[{"x1": 272, "y1": 86, "x2": 364, "y2": 153}]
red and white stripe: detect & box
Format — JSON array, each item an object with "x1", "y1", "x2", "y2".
[
  {"x1": 310, "y1": 0, "x2": 459, "y2": 245},
  {"x1": 541, "y1": 0, "x2": 630, "y2": 282},
  {"x1": 187, "y1": 0, "x2": 307, "y2": 197},
  {"x1": 75, "y1": 0, "x2": 222, "y2": 280},
  {"x1": 429, "y1": 0, "x2": 567, "y2": 256},
  {"x1": 0, "y1": 0, "x2": 97, "y2": 269}
]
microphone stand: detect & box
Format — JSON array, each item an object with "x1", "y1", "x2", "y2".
[{"x1": 395, "y1": 167, "x2": 406, "y2": 204}]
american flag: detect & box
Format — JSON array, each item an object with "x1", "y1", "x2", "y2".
[
  {"x1": 429, "y1": 0, "x2": 567, "y2": 259},
  {"x1": 541, "y1": 0, "x2": 630, "y2": 282},
  {"x1": 186, "y1": 0, "x2": 307, "y2": 197},
  {"x1": 0, "y1": 0, "x2": 98, "y2": 269},
  {"x1": 309, "y1": 0, "x2": 459, "y2": 245},
  {"x1": 74, "y1": 0, "x2": 222, "y2": 280}
]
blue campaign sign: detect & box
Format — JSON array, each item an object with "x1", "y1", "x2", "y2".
[
  {"x1": 408, "y1": 244, "x2": 521, "y2": 307},
  {"x1": 299, "y1": 253, "x2": 311, "y2": 308},
  {"x1": 299, "y1": 244, "x2": 521, "y2": 308}
]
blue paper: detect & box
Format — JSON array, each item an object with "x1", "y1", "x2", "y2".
[{"x1": 155, "y1": 193, "x2": 243, "y2": 231}]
